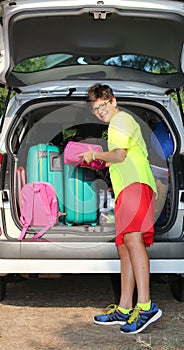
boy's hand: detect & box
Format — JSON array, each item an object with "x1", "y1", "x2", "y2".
[{"x1": 78, "y1": 146, "x2": 93, "y2": 163}]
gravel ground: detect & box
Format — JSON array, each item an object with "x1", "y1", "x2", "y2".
[{"x1": 0, "y1": 274, "x2": 184, "y2": 350}]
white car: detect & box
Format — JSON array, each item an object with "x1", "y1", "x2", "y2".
[{"x1": 0, "y1": 0, "x2": 184, "y2": 301}]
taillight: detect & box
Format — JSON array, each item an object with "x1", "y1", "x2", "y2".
[{"x1": 0, "y1": 153, "x2": 3, "y2": 165}]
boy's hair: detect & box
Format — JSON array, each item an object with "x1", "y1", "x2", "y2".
[{"x1": 86, "y1": 84, "x2": 114, "y2": 102}]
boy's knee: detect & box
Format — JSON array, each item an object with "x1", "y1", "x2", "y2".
[{"x1": 124, "y1": 232, "x2": 143, "y2": 249}]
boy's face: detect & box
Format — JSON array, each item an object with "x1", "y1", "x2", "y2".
[{"x1": 91, "y1": 97, "x2": 117, "y2": 123}]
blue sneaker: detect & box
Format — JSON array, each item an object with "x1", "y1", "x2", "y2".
[
  {"x1": 93, "y1": 304, "x2": 131, "y2": 326},
  {"x1": 120, "y1": 302, "x2": 162, "y2": 334}
]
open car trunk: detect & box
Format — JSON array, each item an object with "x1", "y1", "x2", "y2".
[{"x1": 5, "y1": 95, "x2": 176, "y2": 243}]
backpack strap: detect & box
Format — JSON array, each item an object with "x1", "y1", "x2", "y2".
[
  {"x1": 17, "y1": 166, "x2": 26, "y2": 213},
  {"x1": 32, "y1": 223, "x2": 53, "y2": 239},
  {"x1": 18, "y1": 223, "x2": 29, "y2": 241}
]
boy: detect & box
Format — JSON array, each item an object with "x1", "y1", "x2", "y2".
[{"x1": 80, "y1": 84, "x2": 162, "y2": 334}]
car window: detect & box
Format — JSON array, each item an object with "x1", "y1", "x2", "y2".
[{"x1": 13, "y1": 53, "x2": 177, "y2": 75}]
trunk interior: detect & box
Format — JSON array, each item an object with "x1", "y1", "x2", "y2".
[{"x1": 7, "y1": 97, "x2": 175, "y2": 241}]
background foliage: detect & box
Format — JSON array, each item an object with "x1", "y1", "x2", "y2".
[{"x1": 0, "y1": 88, "x2": 9, "y2": 116}]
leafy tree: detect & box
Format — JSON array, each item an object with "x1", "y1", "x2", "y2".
[
  {"x1": 0, "y1": 88, "x2": 15, "y2": 117},
  {"x1": 105, "y1": 54, "x2": 177, "y2": 74},
  {"x1": 14, "y1": 57, "x2": 46, "y2": 72}
]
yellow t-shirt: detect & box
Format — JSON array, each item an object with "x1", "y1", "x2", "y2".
[{"x1": 108, "y1": 111, "x2": 157, "y2": 200}]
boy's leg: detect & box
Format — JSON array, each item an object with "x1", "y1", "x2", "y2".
[
  {"x1": 117, "y1": 244, "x2": 135, "y2": 309},
  {"x1": 120, "y1": 231, "x2": 162, "y2": 334},
  {"x1": 93, "y1": 243, "x2": 134, "y2": 326},
  {"x1": 123, "y1": 232, "x2": 150, "y2": 303}
]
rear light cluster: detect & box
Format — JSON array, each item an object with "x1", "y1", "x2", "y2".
[
  {"x1": 0, "y1": 153, "x2": 3, "y2": 165},
  {"x1": 0, "y1": 154, "x2": 3, "y2": 235}
]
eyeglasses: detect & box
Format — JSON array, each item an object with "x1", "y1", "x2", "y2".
[{"x1": 92, "y1": 100, "x2": 110, "y2": 114}]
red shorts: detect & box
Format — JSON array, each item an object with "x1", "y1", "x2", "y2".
[{"x1": 114, "y1": 183, "x2": 155, "y2": 247}]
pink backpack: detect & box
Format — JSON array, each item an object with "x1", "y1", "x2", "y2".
[{"x1": 18, "y1": 182, "x2": 58, "y2": 240}]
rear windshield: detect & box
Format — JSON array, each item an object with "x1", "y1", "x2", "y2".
[{"x1": 13, "y1": 53, "x2": 177, "y2": 75}]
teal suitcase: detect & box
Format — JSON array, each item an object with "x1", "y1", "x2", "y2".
[
  {"x1": 26, "y1": 144, "x2": 64, "y2": 213},
  {"x1": 64, "y1": 164, "x2": 97, "y2": 226}
]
